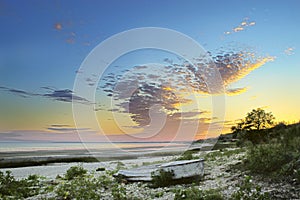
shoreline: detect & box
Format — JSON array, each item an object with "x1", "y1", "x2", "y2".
[
  {"x1": 0, "y1": 152, "x2": 180, "y2": 180},
  {"x1": 0, "y1": 142, "x2": 213, "y2": 168}
]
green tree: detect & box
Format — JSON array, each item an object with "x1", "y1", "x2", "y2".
[{"x1": 232, "y1": 108, "x2": 275, "y2": 132}]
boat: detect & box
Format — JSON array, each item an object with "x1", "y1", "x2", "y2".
[{"x1": 114, "y1": 158, "x2": 204, "y2": 182}]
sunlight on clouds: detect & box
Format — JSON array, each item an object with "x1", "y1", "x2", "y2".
[
  {"x1": 97, "y1": 48, "x2": 274, "y2": 129},
  {"x1": 233, "y1": 27, "x2": 244, "y2": 32},
  {"x1": 225, "y1": 17, "x2": 256, "y2": 35},
  {"x1": 219, "y1": 55, "x2": 275, "y2": 86},
  {"x1": 226, "y1": 87, "x2": 248, "y2": 96}
]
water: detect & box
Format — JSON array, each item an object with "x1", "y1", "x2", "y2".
[{"x1": 0, "y1": 141, "x2": 190, "y2": 153}]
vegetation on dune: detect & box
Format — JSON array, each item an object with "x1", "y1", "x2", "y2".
[
  {"x1": 0, "y1": 171, "x2": 43, "y2": 199},
  {"x1": 243, "y1": 124, "x2": 300, "y2": 183},
  {"x1": 230, "y1": 108, "x2": 300, "y2": 184}
]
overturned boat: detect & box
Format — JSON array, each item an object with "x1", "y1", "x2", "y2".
[{"x1": 114, "y1": 158, "x2": 204, "y2": 182}]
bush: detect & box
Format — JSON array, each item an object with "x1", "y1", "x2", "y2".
[
  {"x1": 64, "y1": 165, "x2": 87, "y2": 180},
  {"x1": 0, "y1": 171, "x2": 42, "y2": 199},
  {"x1": 111, "y1": 184, "x2": 127, "y2": 200},
  {"x1": 245, "y1": 143, "x2": 293, "y2": 173},
  {"x1": 56, "y1": 175, "x2": 102, "y2": 199},
  {"x1": 151, "y1": 169, "x2": 175, "y2": 187},
  {"x1": 243, "y1": 124, "x2": 300, "y2": 181},
  {"x1": 55, "y1": 170, "x2": 125, "y2": 200}
]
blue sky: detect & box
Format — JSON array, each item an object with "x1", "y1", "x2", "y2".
[{"x1": 0, "y1": 0, "x2": 299, "y2": 142}]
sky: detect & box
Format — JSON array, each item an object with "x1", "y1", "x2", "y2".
[{"x1": 0, "y1": 0, "x2": 299, "y2": 142}]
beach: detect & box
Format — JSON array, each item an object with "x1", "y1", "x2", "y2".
[{"x1": 1, "y1": 142, "x2": 299, "y2": 199}]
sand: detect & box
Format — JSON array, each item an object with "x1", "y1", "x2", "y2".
[{"x1": 0, "y1": 152, "x2": 177, "y2": 179}]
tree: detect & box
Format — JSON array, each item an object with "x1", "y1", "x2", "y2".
[{"x1": 232, "y1": 108, "x2": 275, "y2": 132}]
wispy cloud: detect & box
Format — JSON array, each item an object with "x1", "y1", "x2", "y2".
[
  {"x1": 47, "y1": 124, "x2": 90, "y2": 132},
  {"x1": 226, "y1": 87, "x2": 248, "y2": 96},
  {"x1": 0, "y1": 86, "x2": 36, "y2": 98},
  {"x1": 224, "y1": 17, "x2": 256, "y2": 35},
  {"x1": 0, "y1": 86, "x2": 90, "y2": 104},
  {"x1": 284, "y1": 47, "x2": 295, "y2": 55},
  {"x1": 43, "y1": 89, "x2": 89, "y2": 104}
]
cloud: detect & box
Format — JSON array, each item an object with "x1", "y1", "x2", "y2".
[
  {"x1": 54, "y1": 23, "x2": 62, "y2": 30},
  {"x1": 284, "y1": 47, "x2": 295, "y2": 55},
  {"x1": 47, "y1": 124, "x2": 90, "y2": 132},
  {"x1": 225, "y1": 17, "x2": 256, "y2": 35},
  {"x1": 215, "y1": 53, "x2": 275, "y2": 86},
  {"x1": 43, "y1": 89, "x2": 90, "y2": 104},
  {"x1": 7, "y1": 88, "x2": 34, "y2": 97},
  {"x1": 98, "y1": 47, "x2": 274, "y2": 127},
  {"x1": 226, "y1": 87, "x2": 248, "y2": 96},
  {"x1": 0, "y1": 86, "x2": 90, "y2": 104},
  {"x1": 170, "y1": 111, "x2": 210, "y2": 120},
  {"x1": 249, "y1": 21, "x2": 256, "y2": 26},
  {"x1": 233, "y1": 27, "x2": 244, "y2": 32},
  {"x1": 0, "y1": 130, "x2": 94, "y2": 142},
  {"x1": 0, "y1": 86, "x2": 36, "y2": 97}
]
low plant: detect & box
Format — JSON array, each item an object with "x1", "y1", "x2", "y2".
[
  {"x1": 243, "y1": 124, "x2": 300, "y2": 182},
  {"x1": 56, "y1": 174, "x2": 104, "y2": 199},
  {"x1": 174, "y1": 187, "x2": 224, "y2": 200},
  {"x1": 64, "y1": 165, "x2": 87, "y2": 180},
  {"x1": 230, "y1": 175, "x2": 270, "y2": 200},
  {"x1": 0, "y1": 171, "x2": 43, "y2": 199},
  {"x1": 151, "y1": 169, "x2": 175, "y2": 187},
  {"x1": 176, "y1": 151, "x2": 196, "y2": 161},
  {"x1": 111, "y1": 183, "x2": 127, "y2": 200},
  {"x1": 55, "y1": 167, "x2": 128, "y2": 200},
  {"x1": 116, "y1": 161, "x2": 126, "y2": 170}
]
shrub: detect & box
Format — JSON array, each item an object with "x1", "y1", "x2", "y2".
[
  {"x1": 0, "y1": 171, "x2": 42, "y2": 199},
  {"x1": 245, "y1": 143, "x2": 293, "y2": 173},
  {"x1": 56, "y1": 175, "x2": 102, "y2": 200},
  {"x1": 55, "y1": 169, "x2": 129, "y2": 200},
  {"x1": 244, "y1": 124, "x2": 300, "y2": 181},
  {"x1": 111, "y1": 184, "x2": 127, "y2": 200},
  {"x1": 64, "y1": 165, "x2": 87, "y2": 180},
  {"x1": 151, "y1": 169, "x2": 175, "y2": 187}
]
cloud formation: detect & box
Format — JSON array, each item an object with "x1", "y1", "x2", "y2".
[
  {"x1": 226, "y1": 87, "x2": 248, "y2": 96},
  {"x1": 0, "y1": 86, "x2": 36, "y2": 97},
  {"x1": 43, "y1": 89, "x2": 89, "y2": 104},
  {"x1": 47, "y1": 124, "x2": 90, "y2": 132},
  {"x1": 225, "y1": 18, "x2": 256, "y2": 35},
  {"x1": 99, "y1": 47, "x2": 274, "y2": 127},
  {"x1": 0, "y1": 86, "x2": 89, "y2": 104}
]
